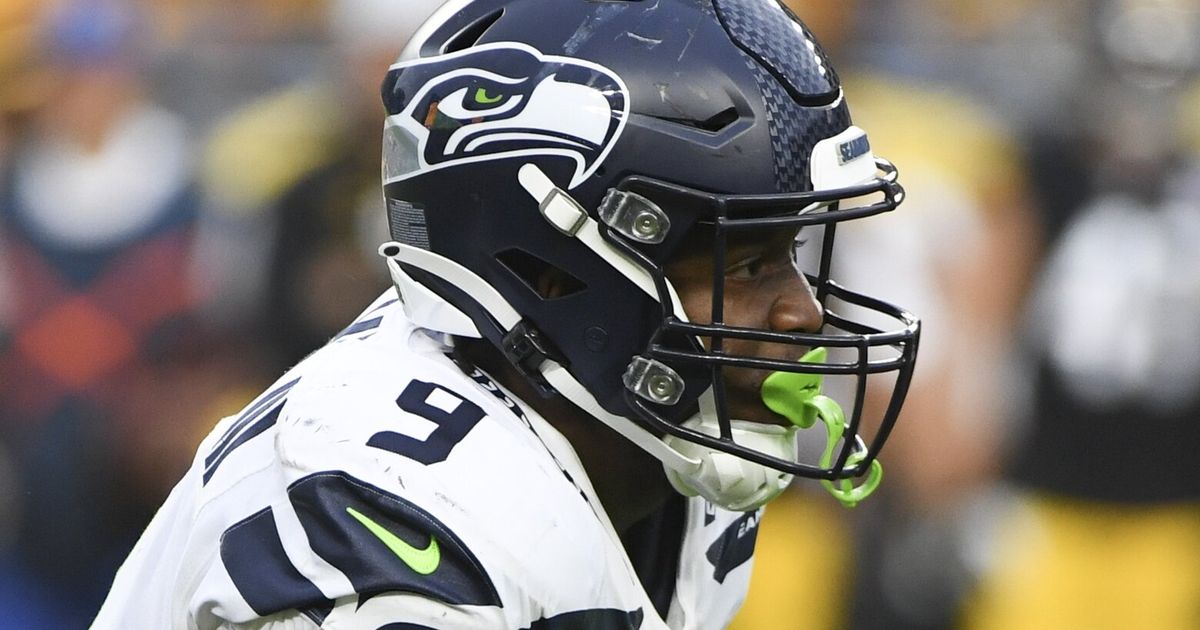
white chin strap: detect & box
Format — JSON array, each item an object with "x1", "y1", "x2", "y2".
[
  {"x1": 542, "y1": 363, "x2": 796, "y2": 513},
  {"x1": 661, "y1": 391, "x2": 798, "y2": 512},
  {"x1": 382, "y1": 162, "x2": 801, "y2": 512}
]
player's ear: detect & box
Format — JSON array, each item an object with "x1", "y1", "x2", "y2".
[
  {"x1": 536, "y1": 266, "x2": 585, "y2": 300},
  {"x1": 496, "y1": 249, "x2": 587, "y2": 300}
]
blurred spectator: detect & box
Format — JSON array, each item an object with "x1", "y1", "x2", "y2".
[
  {"x1": 0, "y1": 0, "x2": 246, "y2": 625},
  {"x1": 732, "y1": 1, "x2": 1042, "y2": 629},
  {"x1": 853, "y1": 0, "x2": 1093, "y2": 137},
  {"x1": 0, "y1": 0, "x2": 49, "y2": 118},
  {"x1": 963, "y1": 2, "x2": 1200, "y2": 628},
  {"x1": 202, "y1": 0, "x2": 443, "y2": 370},
  {"x1": 0, "y1": 0, "x2": 48, "y2": 316}
]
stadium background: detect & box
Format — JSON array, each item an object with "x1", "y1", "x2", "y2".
[{"x1": 0, "y1": 0, "x2": 1196, "y2": 628}]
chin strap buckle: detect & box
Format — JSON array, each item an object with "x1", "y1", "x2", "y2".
[{"x1": 501, "y1": 321, "x2": 563, "y2": 398}]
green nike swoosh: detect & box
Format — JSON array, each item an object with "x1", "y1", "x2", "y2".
[{"x1": 346, "y1": 506, "x2": 441, "y2": 575}]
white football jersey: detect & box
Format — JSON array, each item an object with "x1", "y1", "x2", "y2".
[{"x1": 93, "y1": 291, "x2": 762, "y2": 630}]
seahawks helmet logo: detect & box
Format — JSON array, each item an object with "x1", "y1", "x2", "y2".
[{"x1": 382, "y1": 42, "x2": 629, "y2": 190}]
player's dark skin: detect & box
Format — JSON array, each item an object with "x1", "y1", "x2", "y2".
[{"x1": 461, "y1": 227, "x2": 824, "y2": 535}]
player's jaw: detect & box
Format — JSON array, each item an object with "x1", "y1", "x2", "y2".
[{"x1": 717, "y1": 344, "x2": 812, "y2": 427}]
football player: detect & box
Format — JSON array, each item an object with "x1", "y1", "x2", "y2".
[{"x1": 94, "y1": 0, "x2": 919, "y2": 628}]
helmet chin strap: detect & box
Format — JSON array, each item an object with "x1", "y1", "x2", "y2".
[
  {"x1": 662, "y1": 389, "x2": 800, "y2": 512},
  {"x1": 538, "y1": 362, "x2": 702, "y2": 473},
  {"x1": 540, "y1": 361, "x2": 800, "y2": 512}
]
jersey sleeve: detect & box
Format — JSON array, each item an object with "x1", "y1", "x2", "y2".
[
  {"x1": 213, "y1": 469, "x2": 510, "y2": 629},
  {"x1": 201, "y1": 338, "x2": 616, "y2": 629},
  {"x1": 199, "y1": 356, "x2": 525, "y2": 627}
]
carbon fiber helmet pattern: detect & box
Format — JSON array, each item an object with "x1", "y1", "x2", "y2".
[
  {"x1": 714, "y1": 0, "x2": 841, "y2": 101},
  {"x1": 379, "y1": 0, "x2": 919, "y2": 499},
  {"x1": 713, "y1": 0, "x2": 852, "y2": 192},
  {"x1": 741, "y1": 57, "x2": 851, "y2": 192}
]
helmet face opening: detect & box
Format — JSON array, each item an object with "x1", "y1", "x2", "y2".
[
  {"x1": 380, "y1": 0, "x2": 921, "y2": 495},
  {"x1": 601, "y1": 160, "x2": 920, "y2": 481}
]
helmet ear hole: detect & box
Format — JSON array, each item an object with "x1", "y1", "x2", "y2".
[{"x1": 496, "y1": 248, "x2": 587, "y2": 300}]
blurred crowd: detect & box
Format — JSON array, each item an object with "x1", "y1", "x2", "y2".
[{"x1": 0, "y1": 0, "x2": 1196, "y2": 628}]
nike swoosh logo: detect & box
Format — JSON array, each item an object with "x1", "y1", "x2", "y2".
[{"x1": 346, "y1": 506, "x2": 441, "y2": 575}]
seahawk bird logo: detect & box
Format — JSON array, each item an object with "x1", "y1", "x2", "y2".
[{"x1": 382, "y1": 42, "x2": 630, "y2": 190}]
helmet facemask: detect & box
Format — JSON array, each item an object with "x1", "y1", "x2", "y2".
[{"x1": 588, "y1": 155, "x2": 919, "y2": 510}]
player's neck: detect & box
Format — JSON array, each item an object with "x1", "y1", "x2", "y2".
[
  {"x1": 544, "y1": 400, "x2": 676, "y2": 535},
  {"x1": 453, "y1": 341, "x2": 675, "y2": 535}
]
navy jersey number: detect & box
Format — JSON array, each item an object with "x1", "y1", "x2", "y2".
[{"x1": 367, "y1": 380, "x2": 485, "y2": 464}]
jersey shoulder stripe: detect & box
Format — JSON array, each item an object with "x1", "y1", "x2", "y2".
[
  {"x1": 219, "y1": 506, "x2": 334, "y2": 618},
  {"x1": 334, "y1": 315, "x2": 385, "y2": 340},
  {"x1": 287, "y1": 471, "x2": 501, "y2": 608},
  {"x1": 205, "y1": 377, "x2": 301, "y2": 471},
  {"x1": 204, "y1": 403, "x2": 285, "y2": 484}
]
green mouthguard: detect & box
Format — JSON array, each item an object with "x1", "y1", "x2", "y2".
[{"x1": 761, "y1": 348, "x2": 883, "y2": 508}]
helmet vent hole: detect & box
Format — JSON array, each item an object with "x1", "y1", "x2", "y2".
[
  {"x1": 496, "y1": 248, "x2": 587, "y2": 300},
  {"x1": 698, "y1": 107, "x2": 740, "y2": 132},
  {"x1": 650, "y1": 106, "x2": 740, "y2": 133},
  {"x1": 442, "y1": 9, "x2": 504, "y2": 54}
]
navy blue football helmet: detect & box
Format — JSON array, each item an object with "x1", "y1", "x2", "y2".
[{"x1": 378, "y1": 0, "x2": 919, "y2": 510}]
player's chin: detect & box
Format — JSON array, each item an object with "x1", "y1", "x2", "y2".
[{"x1": 716, "y1": 368, "x2": 792, "y2": 427}]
